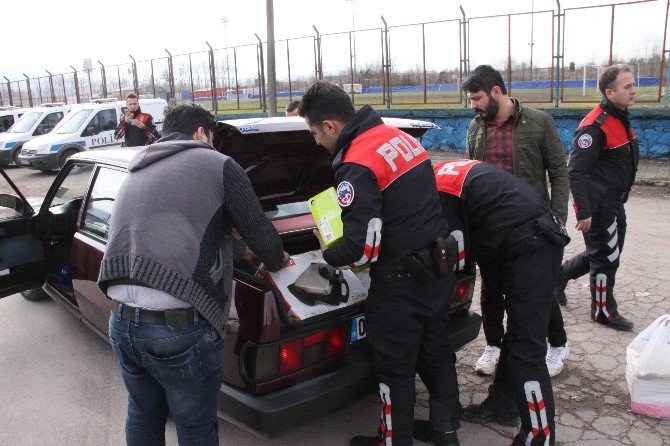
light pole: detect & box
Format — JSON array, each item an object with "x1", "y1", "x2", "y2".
[{"x1": 220, "y1": 17, "x2": 232, "y2": 93}]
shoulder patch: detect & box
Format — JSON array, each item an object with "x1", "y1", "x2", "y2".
[
  {"x1": 337, "y1": 181, "x2": 355, "y2": 207},
  {"x1": 577, "y1": 133, "x2": 593, "y2": 149}
]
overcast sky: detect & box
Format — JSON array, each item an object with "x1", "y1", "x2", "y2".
[{"x1": 1, "y1": 0, "x2": 666, "y2": 82}]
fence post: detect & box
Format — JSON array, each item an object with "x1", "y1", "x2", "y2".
[
  {"x1": 129, "y1": 55, "x2": 139, "y2": 95},
  {"x1": 255, "y1": 34, "x2": 267, "y2": 113},
  {"x1": 70, "y1": 66, "x2": 80, "y2": 104},
  {"x1": 665, "y1": 50, "x2": 670, "y2": 107},
  {"x1": 381, "y1": 16, "x2": 391, "y2": 109},
  {"x1": 46, "y1": 70, "x2": 56, "y2": 103},
  {"x1": 206, "y1": 42, "x2": 218, "y2": 113},
  {"x1": 165, "y1": 49, "x2": 176, "y2": 103},
  {"x1": 554, "y1": 0, "x2": 561, "y2": 107},
  {"x1": 312, "y1": 25, "x2": 323, "y2": 81},
  {"x1": 98, "y1": 61, "x2": 108, "y2": 98},
  {"x1": 460, "y1": 5, "x2": 469, "y2": 108},
  {"x1": 188, "y1": 53, "x2": 195, "y2": 103},
  {"x1": 61, "y1": 74, "x2": 67, "y2": 104},
  {"x1": 23, "y1": 74, "x2": 34, "y2": 107},
  {"x1": 17, "y1": 82, "x2": 23, "y2": 107},
  {"x1": 4, "y1": 77, "x2": 12, "y2": 106}
]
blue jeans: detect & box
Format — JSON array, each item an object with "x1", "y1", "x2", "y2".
[{"x1": 109, "y1": 311, "x2": 224, "y2": 446}]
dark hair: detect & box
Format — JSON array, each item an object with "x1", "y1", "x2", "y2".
[
  {"x1": 126, "y1": 93, "x2": 138, "y2": 100},
  {"x1": 285, "y1": 100, "x2": 300, "y2": 113},
  {"x1": 298, "y1": 81, "x2": 356, "y2": 126},
  {"x1": 599, "y1": 64, "x2": 632, "y2": 97},
  {"x1": 462, "y1": 65, "x2": 507, "y2": 95},
  {"x1": 162, "y1": 102, "x2": 218, "y2": 136}
]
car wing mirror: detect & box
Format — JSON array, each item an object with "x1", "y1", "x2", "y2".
[{"x1": 0, "y1": 193, "x2": 25, "y2": 214}]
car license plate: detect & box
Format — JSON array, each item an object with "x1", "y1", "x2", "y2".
[
  {"x1": 350, "y1": 314, "x2": 366, "y2": 343},
  {"x1": 20, "y1": 160, "x2": 30, "y2": 166}
]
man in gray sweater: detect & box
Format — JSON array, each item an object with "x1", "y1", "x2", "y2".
[{"x1": 98, "y1": 103, "x2": 288, "y2": 446}]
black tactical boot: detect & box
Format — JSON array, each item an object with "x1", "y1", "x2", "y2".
[
  {"x1": 461, "y1": 402, "x2": 519, "y2": 427},
  {"x1": 350, "y1": 435, "x2": 383, "y2": 446},
  {"x1": 597, "y1": 314, "x2": 634, "y2": 331},
  {"x1": 413, "y1": 419, "x2": 459, "y2": 446}
]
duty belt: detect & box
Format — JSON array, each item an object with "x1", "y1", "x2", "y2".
[
  {"x1": 376, "y1": 247, "x2": 436, "y2": 272},
  {"x1": 502, "y1": 219, "x2": 539, "y2": 250}
]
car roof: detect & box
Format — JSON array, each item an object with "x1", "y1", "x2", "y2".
[
  {"x1": 68, "y1": 115, "x2": 438, "y2": 168},
  {"x1": 222, "y1": 116, "x2": 439, "y2": 134}
]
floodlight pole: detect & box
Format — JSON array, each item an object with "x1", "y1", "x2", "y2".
[
  {"x1": 460, "y1": 5, "x2": 469, "y2": 108},
  {"x1": 266, "y1": 0, "x2": 277, "y2": 117}
]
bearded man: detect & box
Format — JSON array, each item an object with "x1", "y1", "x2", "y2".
[{"x1": 461, "y1": 65, "x2": 571, "y2": 381}]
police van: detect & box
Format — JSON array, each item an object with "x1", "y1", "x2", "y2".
[
  {"x1": 0, "y1": 103, "x2": 76, "y2": 166},
  {"x1": 0, "y1": 106, "x2": 29, "y2": 133},
  {"x1": 18, "y1": 98, "x2": 167, "y2": 171}
]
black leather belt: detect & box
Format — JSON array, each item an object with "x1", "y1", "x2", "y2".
[
  {"x1": 113, "y1": 302, "x2": 198, "y2": 325},
  {"x1": 503, "y1": 218, "x2": 539, "y2": 250},
  {"x1": 376, "y1": 248, "x2": 436, "y2": 271}
]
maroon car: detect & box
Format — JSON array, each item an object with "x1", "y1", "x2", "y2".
[{"x1": 0, "y1": 116, "x2": 481, "y2": 437}]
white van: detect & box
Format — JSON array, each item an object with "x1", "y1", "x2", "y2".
[
  {"x1": 0, "y1": 103, "x2": 75, "y2": 166},
  {"x1": 0, "y1": 106, "x2": 29, "y2": 133},
  {"x1": 18, "y1": 98, "x2": 166, "y2": 171}
]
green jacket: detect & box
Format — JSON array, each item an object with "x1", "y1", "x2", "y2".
[{"x1": 465, "y1": 100, "x2": 569, "y2": 223}]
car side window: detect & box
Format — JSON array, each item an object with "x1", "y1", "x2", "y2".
[
  {"x1": 51, "y1": 164, "x2": 95, "y2": 208},
  {"x1": 81, "y1": 167, "x2": 126, "y2": 240},
  {"x1": 83, "y1": 109, "x2": 118, "y2": 136},
  {"x1": 33, "y1": 112, "x2": 63, "y2": 136}
]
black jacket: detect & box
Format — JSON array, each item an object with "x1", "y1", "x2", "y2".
[
  {"x1": 434, "y1": 160, "x2": 548, "y2": 251},
  {"x1": 569, "y1": 99, "x2": 639, "y2": 220},
  {"x1": 323, "y1": 105, "x2": 446, "y2": 268},
  {"x1": 114, "y1": 107, "x2": 159, "y2": 147}
]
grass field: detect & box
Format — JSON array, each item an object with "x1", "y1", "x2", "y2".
[{"x1": 194, "y1": 86, "x2": 665, "y2": 115}]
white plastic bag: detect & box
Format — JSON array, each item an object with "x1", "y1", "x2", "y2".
[{"x1": 626, "y1": 314, "x2": 670, "y2": 419}]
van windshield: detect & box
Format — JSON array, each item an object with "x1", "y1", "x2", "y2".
[
  {"x1": 55, "y1": 109, "x2": 93, "y2": 134},
  {"x1": 9, "y1": 112, "x2": 42, "y2": 133}
]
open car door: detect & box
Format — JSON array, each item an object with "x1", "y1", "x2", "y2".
[{"x1": 0, "y1": 169, "x2": 46, "y2": 298}]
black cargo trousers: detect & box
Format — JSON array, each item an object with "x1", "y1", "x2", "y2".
[
  {"x1": 365, "y1": 266, "x2": 459, "y2": 445},
  {"x1": 476, "y1": 233, "x2": 560, "y2": 446},
  {"x1": 562, "y1": 197, "x2": 627, "y2": 322}
]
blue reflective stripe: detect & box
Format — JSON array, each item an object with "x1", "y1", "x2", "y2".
[
  {"x1": 50, "y1": 141, "x2": 86, "y2": 152},
  {"x1": 4, "y1": 141, "x2": 17, "y2": 149}
]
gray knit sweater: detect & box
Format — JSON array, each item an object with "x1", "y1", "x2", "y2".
[{"x1": 98, "y1": 133, "x2": 285, "y2": 335}]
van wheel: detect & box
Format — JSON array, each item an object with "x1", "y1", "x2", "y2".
[
  {"x1": 59, "y1": 149, "x2": 77, "y2": 169},
  {"x1": 21, "y1": 288, "x2": 48, "y2": 301}
]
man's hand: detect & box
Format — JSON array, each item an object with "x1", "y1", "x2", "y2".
[
  {"x1": 124, "y1": 112, "x2": 132, "y2": 124},
  {"x1": 242, "y1": 246, "x2": 261, "y2": 268},
  {"x1": 131, "y1": 119, "x2": 145, "y2": 129},
  {"x1": 313, "y1": 229, "x2": 327, "y2": 252},
  {"x1": 281, "y1": 251, "x2": 292, "y2": 268},
  {"x1": 575, "y1": 217, "x2": 592, "y2": 233}
]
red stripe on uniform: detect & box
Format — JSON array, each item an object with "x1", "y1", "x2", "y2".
[{"x1": 596, "y1": 285, "x2": 607, "y2": 292}]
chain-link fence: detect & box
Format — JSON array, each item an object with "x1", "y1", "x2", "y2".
[{"x1": 1, "y1": 0, "x2": 668, "y2": 111}]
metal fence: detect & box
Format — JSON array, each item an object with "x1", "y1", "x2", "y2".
[{"x1": 1, "y1": 0, "x2": 668, "y2": 111}]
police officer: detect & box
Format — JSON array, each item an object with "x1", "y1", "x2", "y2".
[
  {"x1": 434, "y1": 159, "x2": 565, "y2": 446},
  {"x1": 554, "y1": 64, "x2": 638, "y2": 331},
  {"x1": 299, "y1": 81, "x2": 460, "y2": 446}
]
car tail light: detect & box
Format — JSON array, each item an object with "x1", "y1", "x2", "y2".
[
  {"x1": 454, "y1": 279, "x2": 471, "y2": 305},
  {"x1": 242, "y1": 323, "x2": 348, "y2": 383}
]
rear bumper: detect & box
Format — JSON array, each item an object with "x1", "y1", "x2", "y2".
[
  {"x1": 17, "y1": 152, "x2": 58, "y2": 170},
  {"x1": 218, "y1": 309, "x2": 481, "y2": 437}
]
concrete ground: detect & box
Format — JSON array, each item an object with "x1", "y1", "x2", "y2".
[{"x1": 2, "y1": 159, "x2": 670, "y2": 445}]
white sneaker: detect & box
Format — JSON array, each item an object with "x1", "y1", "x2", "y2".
[
  {"x1": 546, "y1": 342, "x2": 569, "y2": 377},
  {"x1": 474, "y1": 345, "x2": 501, "y2": 375}
]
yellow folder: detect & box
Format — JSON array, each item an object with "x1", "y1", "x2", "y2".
[{"x1": 308, "y1": 187, "x2": 343, "y2": 247}]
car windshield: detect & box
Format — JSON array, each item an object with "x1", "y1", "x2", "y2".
[
  {"x1": 9, "y1": 112, "x2": 42, "y2": 133},
  {"x1": 264, "y1": 202, "x2": 310, "y2": 220},
  {"x1": 55, "y1": 109, "x2": 93, "y2": 134}
]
